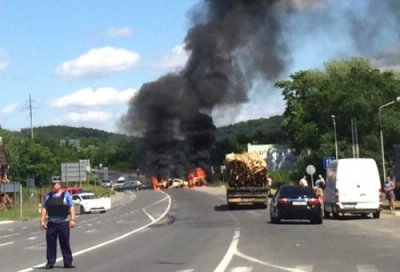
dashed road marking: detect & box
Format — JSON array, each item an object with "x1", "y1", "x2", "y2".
[
  {"x1": 0, "y1": 241, "x2": 14, "y2": 247},
  {"x1": 230, "y1": 267, "x2": 253, "y2": 272},
  {"x1": 0, "y1": 233, "x2": 19, "y2": 239},
  {"x1": 357, "y1": 264, "x2": 378, "y2": 272}
]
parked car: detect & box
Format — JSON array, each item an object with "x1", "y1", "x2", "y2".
[
  {"x1": 122, "y1": 180, "x2": 142, "y2": 191},
  {"x1": 270, "y1": 185, "x2": 323, "y2": 224},
  {"x1": 101, "y1": 179, "x2": 112, "y2": 188},
  {"x1": 63, "y1": 187, "x2": 83, "y2": 195},
  {"x1": 113, "y1": 182, "x2": 124, "y2": 191},
  {"x1": 72, "y1": 191, "x2": 111, "y2": 214}
]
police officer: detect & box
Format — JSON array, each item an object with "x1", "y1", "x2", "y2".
[{"x1": 40, "y1": 178, "x2": 76, "y2": 269}]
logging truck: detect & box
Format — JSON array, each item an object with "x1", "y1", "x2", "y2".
[{"x1": 224, "y1": 152, "x2": 269, "y2": 209}]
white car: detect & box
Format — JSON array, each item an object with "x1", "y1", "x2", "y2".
[
  {"x1": 72, "y1": 192, "x2": 111, "y2": 214},
  {"x1": 169, "y1": 178, "x2": 184, "y2": 188}
]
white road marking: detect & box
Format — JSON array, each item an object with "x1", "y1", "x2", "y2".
[
  {"x1": 18, "y1": 191, "x2": 172, "y2": 272},
  {"x1": 0, "y1": 233, "x2": 19, "y2": 239},
  {"x1": 0, "y1": 241, "x2": 14, "y2": 247},
  {"x1": 294, "y1": 265, "x2": 313, "y2": 272},
  {"x1": 235, "y1": 251, "x2": 309, "y2": 272},
  {"x1": 27, "y1": 237, "x2": 37, "y2": 240},
  {"x1": 86, "y1": 229, "x2": 97, "y2": 233},
  {"x1": 214, "y1": 228, "x2": 240, "y2": 272},
  {"x1": 24, "y1": 245, "x2": 45, "y2": 250},
  {"x1": 142, "y1": 196, "x2": 170, "y2": 222},
  {"x1": 357, "y1": 264, "x2": 378, "y2": 272},
  {"x1": 176, "y1": 270, "x2": 195, "y2": 272},
  {"x1": 230, "y1": 267, "x2": 253, "y2": 272}
]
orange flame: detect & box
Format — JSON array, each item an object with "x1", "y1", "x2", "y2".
[{"x1": 188, "y1": 167, "x2": 207, "y2": 187}]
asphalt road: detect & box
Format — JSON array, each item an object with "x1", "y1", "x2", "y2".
[{"x1": 1, "y1": 186, "x2": 400, "y2": 272}]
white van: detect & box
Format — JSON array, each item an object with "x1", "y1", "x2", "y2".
[{"x1": 324, "y1": 158, "x2": 381, "y2": 218}]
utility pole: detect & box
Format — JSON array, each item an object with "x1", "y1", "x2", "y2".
[{"x1": 29, "y1": 95, "x2": 34, "y2": 140}]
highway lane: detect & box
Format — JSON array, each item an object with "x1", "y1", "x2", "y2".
[
  {"x1": 62, "y1": 188, "x2": 238, "y2": 272},
  {"x1": 2, "y1": 187, "x2": 400, "y2": 271},
  {"x1": 202, "y1": 188, "x2": 400, "y2": 272},
  {"x1": 0, "y1": 189, "x2": 170, "y2": 271}
]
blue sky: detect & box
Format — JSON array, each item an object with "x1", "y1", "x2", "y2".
[{"x1": 1, "y1": 0, "x2": 399, "y2": 133}]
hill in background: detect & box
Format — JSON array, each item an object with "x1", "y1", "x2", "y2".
[{"x1": 19, "y1": 116, "x2": 286, "y2": 146}]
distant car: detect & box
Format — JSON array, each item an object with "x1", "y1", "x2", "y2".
[
  {"x1": 101, "y1": 179, "x2": 112, "y2": 188},
  {"x1": 113, "y1": 182, "x2": 125, "y2": 191},
  {"x1": 63, "y1": 187, "x2": 83, "y2": 195},
  {"x1": 169, "y1": 178, "x2": 184, "y2": 188},
  {"x1": 72, "y1": 192, "x2": 111, "y2": 214},
  {"x1": 122, "y1": 180, "x2": 142, "y2": 191},
  {"x1": 270, "y1": 185, "x2": 323, "y2": 224},
  {"x1": 52, "y1": 176, "x2": 61, "y2": 182}
]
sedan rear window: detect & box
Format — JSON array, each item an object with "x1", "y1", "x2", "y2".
[{"x1": 278, "y1": 186, "x2": 317, "y2": 198}]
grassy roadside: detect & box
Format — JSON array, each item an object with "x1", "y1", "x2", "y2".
[{"x1": 0, "y1": 185, "x2": 114, "y2": 222}]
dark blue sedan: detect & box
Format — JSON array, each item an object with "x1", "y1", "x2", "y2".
[{"x1": 270, "y1": 185, "x2": 323, "y2": 224}]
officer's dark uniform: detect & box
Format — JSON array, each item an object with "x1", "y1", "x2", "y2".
[{"x1": 42, "y1": 191, "x2": 74, "y2": 268}]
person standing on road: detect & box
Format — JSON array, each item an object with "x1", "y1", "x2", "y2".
[
  {"x1": 384, "y1": 175, "x2": 396, "y2": 211},
  {"x1": 267, "y1": 175, "x2": 273, "y2": 196},
  {"x1": 299, "y1": 175, "x2": 308, "y2": 187},
  {"x1": 40, "y1": 179, "x2": 76, "y2": 269}
]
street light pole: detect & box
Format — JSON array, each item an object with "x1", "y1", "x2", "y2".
[
  {"x1": 331, "y1": 115, "x2": 338, "y2": 160},
  {"x1": 379, "y1": 97, "x2": 400, "y2": 180}
]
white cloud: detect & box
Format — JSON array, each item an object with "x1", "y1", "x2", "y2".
[
  {"x1": 154, "y1": 44, "x2": 189, "y2": 70},
  {"x1": 1, "y1": 103, "x2": 19, "y2": 114},
  {"x1": 55, "y1": 47, "x2": 140, "y2": 78},
  {"x1": 65, "y1": 111, "x2": 112, "y2": 122},
  {"x1": 104, "y1": 27, "x2": 133, "y2": 38},
  {"x1": 0, "y1": 52, "x2": 9, "y2": 71},
  {"x1": 53, "y1": 87, "x2": 136, "y2": 107}
]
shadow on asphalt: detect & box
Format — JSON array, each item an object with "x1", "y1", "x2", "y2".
[
  {"x1": 323, "y1": 214, "x2": 377, "y2": 221},
  {"x1": 214, "y1": 204, "x2": 267, "y2": 211},
  {"x1": 267, "y1": 220, "x2": 318, "y2": 225}
]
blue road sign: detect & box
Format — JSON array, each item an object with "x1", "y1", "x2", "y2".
[{"x1": 323, "y1": 156, "x2": 335, "y2": 170}]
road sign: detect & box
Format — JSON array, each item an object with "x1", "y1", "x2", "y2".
[
  {"x1": 306, "y1": 165, "x2": 316, "y2": 175},
  {"x1": 323, "y1": 156, "x2": 335, "y2": 170},
  {"x1": 61, "y1": 159, "x2": 90, "y2": 183}
]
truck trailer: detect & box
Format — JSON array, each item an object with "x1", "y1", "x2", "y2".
[{"x1": 224, "y1": 152, "x2": 269, "y2": 209}]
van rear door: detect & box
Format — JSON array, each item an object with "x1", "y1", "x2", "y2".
[{"x1": 336, "y1": 159, "x2": 380, "y2": 204}]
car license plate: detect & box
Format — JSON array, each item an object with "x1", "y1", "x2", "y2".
[{"x1": 292, "y1": 201, "x2": 306, "y2": 206}]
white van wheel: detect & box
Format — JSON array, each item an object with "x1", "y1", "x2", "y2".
[
  {"x1": 332, "y1": 205, "x2": 339, "y2": 219},
  {"x1": 373, "y1": 211, "x2": 380, "y2": 219}
]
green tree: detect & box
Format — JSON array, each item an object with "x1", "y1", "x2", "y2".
[
  {"x1": 7, "y1": 139, "x2": 57, "y2": 186},
  {"x1": 276, "y1": 58, "x2": 400, "y2": 179}
]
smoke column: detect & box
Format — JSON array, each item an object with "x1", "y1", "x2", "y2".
[{"x1": 121, "y1": 0, "x2": 288, "y2": 178}]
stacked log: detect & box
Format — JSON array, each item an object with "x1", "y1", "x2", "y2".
[
  {"x1": 0, "y1": 191, "x2": 12, "y2": 211},
  {"x1": 224, "y1": 152, "x2": 268, "y2": 187}
]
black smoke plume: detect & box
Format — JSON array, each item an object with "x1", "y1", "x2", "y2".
[
  {"x1": 121, "y1": 0, "x2": 400, "y2": 179},
  {"x1": 121, "y1": 0, "x2": 288, "y2": 179}
]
